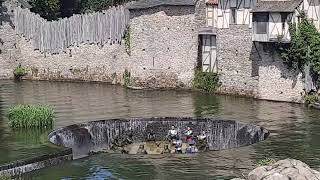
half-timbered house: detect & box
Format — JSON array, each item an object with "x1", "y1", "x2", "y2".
[{"x1": 252, "y1": 0, "x2": 320, "y2": 43}]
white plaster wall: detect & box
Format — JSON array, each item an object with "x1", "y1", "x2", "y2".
[
  {"x1": 303, "y1": 0, "x2": 320, "y2": 30},
  {"x1": 213, "y1": 0, "x2": 254, "y2": 29},
  {"x1": 268, "y1": 13, "x2": 291, "y2": 41}
]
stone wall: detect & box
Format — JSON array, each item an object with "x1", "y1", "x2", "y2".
[
  {"x1": 0, "y1": 0, "x2": 306, "y2": 102},
  {"x1": 216, "y1": 25, "x2": 259, "y2": 96},
  {"x1": 1, "y1": 3, "x2": 197, "y2": 88},
  {"x1": 0, "y1": 0, "x2": 21, "y2": 79},
  {"x1": 216, "y1": 24, "x2": 304, "y2": 102},
  {"x1": 129, "y1": 6, "x2": 198, "y2": 88},
  {"x1": 255, "y1": 43, "x2": 304, "y2": 102},
  {"x1": 0, "y1": 0, "x2": 130, "y2": 83},
  {"x1": 18, "y1": 39, "x2": 129, "y2": 83},
  {"x1": 195, "y1": 0, "x2": 207, "y2": 28}
]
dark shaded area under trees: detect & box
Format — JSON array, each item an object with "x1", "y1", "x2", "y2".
[{"x1": 29, "y1": 0, "x2": 131, "y2": 20}]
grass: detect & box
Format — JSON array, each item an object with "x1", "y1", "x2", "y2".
[
  {"x1": 193, "y1": 70, "x2": 221, "y2": 92},
  {"x1": 256, "y1": 158, "x2": 276, "y2": 167},
  {"x1": 8, "y1": 104, "x2": 54, "y2": 129}
]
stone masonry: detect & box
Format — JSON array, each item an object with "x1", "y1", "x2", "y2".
[
  {"x1": 129, "y1": 6, "x2": 198, "y2": 88},
  {"x1": 0, "y1": 0, "x2": 306, "y2": 102},
  {"x1": 216, "y1": 24, "x2": 304, "y2": 102},
  {"x1": 0, "y1": 0, "x2": 21, "y2": 79},
  {"x1": 18, "y1": 39, "x2": 129, "y2": 83},
  {"x1": 216, "y1": 25, "x2": 259, "y2": 97}
]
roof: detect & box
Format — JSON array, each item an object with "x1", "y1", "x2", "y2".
[
  {"x1": 127, "y1": 0, "x2": 196, "y2": 10},
  {"x1": 251, "y1": 0, "x2": 303, "y2": 13},
  {"x1": 198, "y1": 27, "x2": 217, "y2": 35},
  {"x1": 206, "y1": 0, "x2": 218, "y2": 5}
]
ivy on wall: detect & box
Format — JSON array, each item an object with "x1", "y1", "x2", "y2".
[
  {"x1": 123, "y1": 27, "x2": 131, "y2": 56},
  {"x1": 280, "y1": 12, "x2": 320, "y2": 86}
]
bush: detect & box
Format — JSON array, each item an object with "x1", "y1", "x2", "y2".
[
  {"x1": 193, "y1": 70, "x2": 221, "y2": 92},
  {"x1": 256, "y1": 158, "x2": 276, "y2": 167},
  {"x1": 8, "y1": 105, "x2": 54, "y2": 129},
  {"x1": 304, "y1": 94, "x2": 319, "y2": 105},
  {"x1": 13, "y1": 65, "x2": 27, "y2": 80}
]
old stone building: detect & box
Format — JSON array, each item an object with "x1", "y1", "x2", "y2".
[
  {"x1": 195, "y1": 0, "x2": 319, "y2": 101},
  {"x1": 127, "y1": 0, "x2": 198, "y2": 88},
  {"x1": 0, "y1": 0, "x2": 320, "y2": 102},
  {"x1": 125, "y1": 0, "x2": 314, "y2": 101}
]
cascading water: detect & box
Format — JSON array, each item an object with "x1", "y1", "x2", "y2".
[{"x1": 48, "y1": 117, "x2": 269, "y2": 158}]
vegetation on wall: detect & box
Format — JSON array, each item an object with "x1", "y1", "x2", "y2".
[
  {"x1": 280, "y1": 13, "x2": 320, "y2": 85},
  {"x1": 123, "y1": 27, "x2": 131, "y2": 55},
  {"x1": 123, "y1": 69, "x2": 132, "y2": 87},
  {"x1": 278, "y1": 13, "x2": 320, "y2": 104},
  {"x1": 13, "y1": 65, "x2": 27, "y2": 80},
  {"x1": 193, "y1": 70, "x2": 221, "y2": 93},
  {"x1": 8, "y1": 105, "x2": 54, "y2": 128}
]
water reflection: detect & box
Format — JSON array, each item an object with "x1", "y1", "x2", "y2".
[{"x1": 0, "y1": 80, "x2": 320, "y2": 179}]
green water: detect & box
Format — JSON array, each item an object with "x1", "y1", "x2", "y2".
[{"x1": 1, "y1": 80, "x2": 320, "y2": 179}]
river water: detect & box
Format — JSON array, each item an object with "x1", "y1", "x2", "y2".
[{"x1": 1, "y1": 80, "x2": 320, "y2": 179}]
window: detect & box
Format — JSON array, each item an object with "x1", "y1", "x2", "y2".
[
  {"x1": 230, "y1": 8, "x2": 237, "y2": 24},
  {"x1": 254, "y1": 13, "x2": 268, "y2": 34}
]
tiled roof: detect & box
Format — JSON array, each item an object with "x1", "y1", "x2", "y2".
[
  {"x1": 206, "y1": 0, "x2": 218, "y2": 5},
  {"x1": 127, "y1": 0, "x2": 196, "y2": 10},
  {"x1": 251, "y1": 0, "x2": 303, "y2": 12}
]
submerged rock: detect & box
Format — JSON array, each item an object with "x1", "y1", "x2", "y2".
[{"x1": 233, "y1": 159, "x2": 320, "y2": 180}]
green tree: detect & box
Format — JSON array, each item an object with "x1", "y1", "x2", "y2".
[
  {"x1": 30, "y1": 0, "x2": 60, "y2": 20},
  {"x1": 79, "y1": 0, "x2": 130, "y2": 13},
  {"x1": 281, "y1": 13, "x2": 320, "y2": 86}
]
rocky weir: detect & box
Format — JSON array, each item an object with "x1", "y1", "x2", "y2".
[{"x1": 48, "y1": 117, "x2": 270, "y2": 158}]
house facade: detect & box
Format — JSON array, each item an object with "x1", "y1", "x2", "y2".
[{"x1": 126, "y1": 0, "x2": 320, "y2": 101}]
